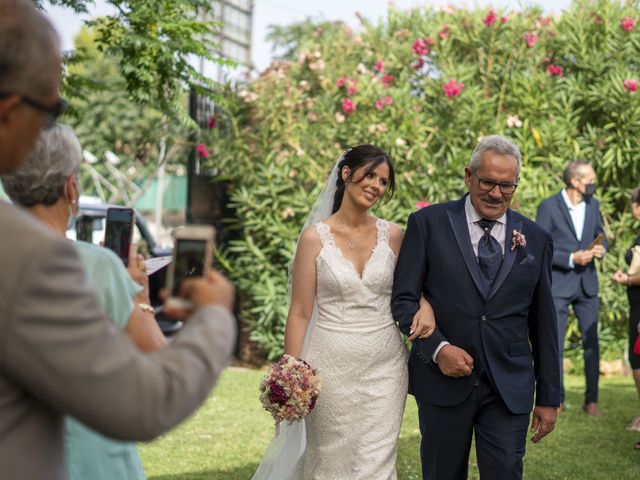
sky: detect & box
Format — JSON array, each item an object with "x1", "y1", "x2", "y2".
[{"x1": 47, "y1": 0, "x2": 574, "y2": 73}]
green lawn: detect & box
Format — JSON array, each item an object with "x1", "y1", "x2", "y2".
[{"x1": 139, "y1": 368, "x2": 639, "y2": 480}]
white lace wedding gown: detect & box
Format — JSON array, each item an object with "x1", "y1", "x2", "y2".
[{"x1": 292, "y1": 218, "x2": 408, "y2": 480}]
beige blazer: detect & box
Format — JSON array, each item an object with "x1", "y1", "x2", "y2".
[{"x1": 0, "y1": 201, "x2": 237, "y2": 479}]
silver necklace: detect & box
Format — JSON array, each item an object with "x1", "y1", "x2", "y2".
[{"x1": 337, "y1": 214, "x2": 367, "y2": 249}]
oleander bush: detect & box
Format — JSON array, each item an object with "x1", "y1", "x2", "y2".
[{"x1": 202, "y1": 0, "x2": 640, "y2": 361}]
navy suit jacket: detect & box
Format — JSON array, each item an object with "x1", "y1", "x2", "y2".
[
  {"x1": 391, "y1": 197, "x2": 560, "y2": 414},
  {"x1": 535, "y1": 192, "x2": 606, "y2": 299}
]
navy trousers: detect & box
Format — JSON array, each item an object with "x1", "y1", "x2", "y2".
[{"x1": 416, "y1": 374, "x2": 530, "y2": 480}]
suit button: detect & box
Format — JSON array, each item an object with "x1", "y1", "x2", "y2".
[{"x1": 481, "y1": 315, "x2": 487, "y2": 322}]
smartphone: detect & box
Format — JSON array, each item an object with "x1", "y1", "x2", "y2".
[
  {"x1": 165, "y1": 225, "x2": 216, "y2": 309},
  {"x1": 104, "y1": 207, "x2": 135, "y2": 266}
]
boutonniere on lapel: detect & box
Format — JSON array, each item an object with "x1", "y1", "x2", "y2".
[{"x1": 510, "y1": 229, "x2": 527, "y2": 251}]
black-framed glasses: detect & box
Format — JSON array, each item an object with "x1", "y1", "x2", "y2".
[
  {"x1": 473, "y1": 172, "x2": 518, "y2": 195},
  {"x1": 0, "y1": 92, "x2": 68, "y2": 129}
]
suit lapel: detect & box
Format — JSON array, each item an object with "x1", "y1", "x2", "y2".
[
  {"x1": 447, "y1": 199, "x2": 487, "y2": 301},
  {"x1": 488, "y1": 211, "x2": 521, "y2": 301},
  {"x1": 556, "y1": 193, "x2": 578, "y2": 240}
]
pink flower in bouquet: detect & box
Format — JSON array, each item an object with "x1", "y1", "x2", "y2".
[
  {"x1": 412, "y1": 38, "x2": 430, "y2": 56},
  {"x1": 382, "y1": 74, "x2": 394, "y2": 87},
  {"x1": 483, "y1": 9, "x2": 497, "y2": 27},
  {"x1": 624, "y1": 79, "x2": 638, "y2": 92},
  {"x1": 621, "y1": 17, "x2": 636, "y2": 32},
  {"x1": 375, "y1": 59, "x2": 385, "y2": 72},
  {"x1": 206, "y1": 116, "x2": 217, "y2": 129},
  {"x1": 342, "y1": 98, "x2": 356, "y2": 114},
  {"x1": 522, "y1": 33, "x2": 539, "y2": 47},
  {"x1": 443, "y1": 79, "x2": 464, "y2": 99},
  {"x1": 547, "y1": 64, "x2": 563, "y2": 77},
  {"x1": 416, "y1": 198, "x2": 431, "y2": 210},
  {"x1": 196, "y1": 143, "x2": 209, "y2": 158}
]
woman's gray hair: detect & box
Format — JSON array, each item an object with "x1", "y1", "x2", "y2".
[
  {"x1": 469, "y1": 135, "x2": 522, "y2": 176},
  {"x1": 0, "y1": 0, "x2": 60, "y2": 97},
  {"x1": 1, "y1": 124, "x2": 82, "y2": 207}
]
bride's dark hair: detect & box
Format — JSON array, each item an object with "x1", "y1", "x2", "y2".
[{"x1": 331, "y1": 144, "x2": 395, "y2": 214}]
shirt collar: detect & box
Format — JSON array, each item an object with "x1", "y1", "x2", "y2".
[
  {"x1": 561, "y1": 189, "x2": 585, "y2": 211},
  {"x1": 465, "y1": 195, "x2": 507, "y2": 226}
]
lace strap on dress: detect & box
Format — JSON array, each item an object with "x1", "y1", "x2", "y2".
[
  {"x1": 315, "y1": 222, "x2": 335, "y2": 247},
  {"x1": 376, "y1": 218, "x2": 390, "y2": 243}
]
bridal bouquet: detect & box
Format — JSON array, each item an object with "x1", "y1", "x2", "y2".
[{"x1": 259, "y1": 354, "x2": 321, "y2": 426}]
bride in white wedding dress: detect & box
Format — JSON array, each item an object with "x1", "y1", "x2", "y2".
[{"x1": 253, "y1": 145, "x2": 435, "y2": 480}]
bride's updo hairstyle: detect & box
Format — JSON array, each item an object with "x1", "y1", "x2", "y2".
[{"x1": 331, "y1": 144, "x2": 395, "y2": 214}]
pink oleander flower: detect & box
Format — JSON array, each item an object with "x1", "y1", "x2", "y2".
[
  {"x1": 624, "y1": 79, "x2": 638, "y2": 92},
  {"x1": 522, "y1": 32, "x2": 539, "y2": 47},
  {"x1": 442, "y1": 79, "x2": 464, "y2": 99},
  {"x1": 594, "y1": 15, "x2": 603, "y2": 25},
  {"x1": 413, "y1": 58, "x2": 426, "y2": 70},
  {"x1": 501, "y1": 16, "x2": 509, "y2": 23},
  {"x1": 375, "y1": 59, "x2": 385, "y2": 72},
  {"x1": 336, "y1": 76, "x2": 351, "y2": 88},
  {"x1": 511, "y1": 229, "x2": 527, "y2": 251},
  {"x1": 382, "y1": 74, "x2": 394, "y2": 87},
  {"x1": 416, "y1": 198, "x2": 431, "y2": 210},
  {"x1": 347, "y1": 84, "x2": 358, "y2": 96},
  {"x1": 383, "y1": 96, "x2": 393, "y2": 105},
  {"x1": 342, "y1": 98, "x2": 356, "y2": 114},
  {"x1": 196, "y1": 143, "x2": 209, "y2": 158},
  {"x1": 439, "y1": 24, "x2": 451, "y2": 40},
  {"x1": 375, "y1": 99, "x2": 384, "y2": 110},
  {"x1": 483, "y1": 9, "x2": 497, "y2": 27},
  {"x1": 412, "y1": 38, "x2": 430, "y2": 56},
  {"x1": 547, "y1": 64, "x2": 563, "y2": 77},
  {"x1": 621, "y1": 17, "x2": 636, "y2": 31},
  {"x1": 206, "y1": 116, "x2": 217, "y2": 129},
  {"x1": 539, "y1": 16, "x2": 553, "y2": 27}
]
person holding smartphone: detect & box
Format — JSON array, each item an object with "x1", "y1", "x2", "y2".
[
  {"x1": 536, "y1": 160, "x2": 607, "y2": 416},
  {"x1": 2, "y1": 124, "x2": 170, "y2": 479}
]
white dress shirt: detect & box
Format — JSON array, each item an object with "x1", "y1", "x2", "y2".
[
  {"x1": 433, "y1": 196, "x2": 507, "y2": 362},
  {"x1": 561, "y1": 189, "x2": 586, "y2": 268}
]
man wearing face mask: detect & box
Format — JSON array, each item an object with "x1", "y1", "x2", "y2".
[{"x1": 536, "y1": 160, "x2": 607, "y2": 416}]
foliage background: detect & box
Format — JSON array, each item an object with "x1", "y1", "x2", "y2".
[{"x1": 184, "y1": 1, "x2": 639, "y2": 361}]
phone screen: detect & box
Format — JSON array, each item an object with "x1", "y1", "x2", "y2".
[
  {"x1": 104, "y1": 208, "x2": 134, "y2": 266},
  {"x1": 171, "y1": 239, "x2": 208, "y2": 296}
]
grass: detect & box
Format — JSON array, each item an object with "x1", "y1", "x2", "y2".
[{"x1": 139, "y1": 368, "x2": 639, "y2": 480}]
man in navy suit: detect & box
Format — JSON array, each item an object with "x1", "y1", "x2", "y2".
[
  {"x1": 536, "y1": 160, "x2": 607, "y2": 416},
  {"x1": 392, "y1": 135, "x2": 560, "y2": 480}
]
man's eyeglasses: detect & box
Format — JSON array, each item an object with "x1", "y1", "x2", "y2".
[
  {"x1": 0, "y1": 92, "x2": 68, "y2": 129},
  {"x1": 473, "y1": 171, "x2": 518, "y2": 195}
]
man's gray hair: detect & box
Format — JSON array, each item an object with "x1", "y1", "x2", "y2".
[
  {"x1": 2, "y1": 124, "x2": 82, "y2": 207},
  {"x1": 469, "y1": 135, "x2": 522, "y2": 176},
  {"x1": 0, "y1": 0, "x2": 60, "y2": 96}
]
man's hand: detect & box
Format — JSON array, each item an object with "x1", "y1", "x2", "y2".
[
  {"x1": 572, "y1": 249, "x2": 594, "y2": 266},
  {"x1": 435, "y1": 345, "x2": 474, "y2": 377},
  {"x1": 591, "y1": 244, "x2": 606, "y2": 259},
  {"x1": 530, "y1": 406, "x2": 557, "y2": 443},
  {"x1": 163, "y1": 270, "x2": 235, "y2": 321},
  {"x1": 408, "y1": 299, "x2": 436, "y2": 341}
]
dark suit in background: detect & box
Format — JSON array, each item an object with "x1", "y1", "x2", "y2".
[{"x1": 536, "y1": 191, "x2": 607, "y2": 406}]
